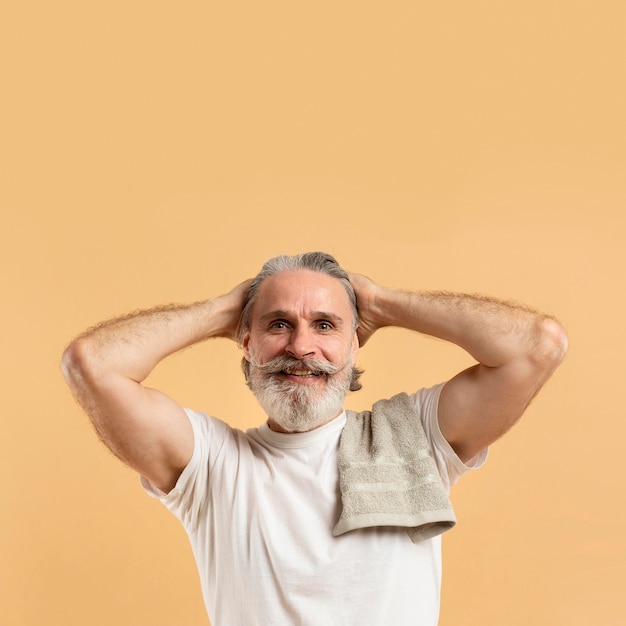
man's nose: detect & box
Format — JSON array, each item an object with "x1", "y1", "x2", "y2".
[{"x1": 285, "y1": 326, "x2": 316, "y2": 359}]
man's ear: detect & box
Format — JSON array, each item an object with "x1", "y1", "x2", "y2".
[
  {"x1": 351, "y1": 331, "x2": 360, "y2": 360},
  {"x1": 242, "y1": 332, "x2": 252, "y2": 361}
]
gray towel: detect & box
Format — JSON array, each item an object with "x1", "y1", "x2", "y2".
[{"x1": 333, "y1": 393, "x2": 456, "y2": 543}]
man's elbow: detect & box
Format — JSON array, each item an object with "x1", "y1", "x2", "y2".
[
  {"x1": 534, "y1": 317, "x2": 569, "y2": 372},
  {"x1": 61, "y1": 336, "x2": 99, "y2": 393}
]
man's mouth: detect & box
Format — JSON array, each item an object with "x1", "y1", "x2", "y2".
[
  {"x1": 280, "y1": 368, "x2": 323, "y2": 377},
  {"x1": 250, "y1": 355, "x2": 342, "y2": 378}
]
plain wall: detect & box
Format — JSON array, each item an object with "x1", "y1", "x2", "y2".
[{"x1": 1, "y1": 2, "x2": 624, "y2": 625}]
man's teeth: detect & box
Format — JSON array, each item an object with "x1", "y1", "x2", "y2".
[{"x1": 281, "y1": 368, "x2": 321, "y2": 377}]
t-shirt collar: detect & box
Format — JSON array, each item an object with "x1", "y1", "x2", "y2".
[{"x1": 256, "y1": 411, "x2": 347, "y2": 448}]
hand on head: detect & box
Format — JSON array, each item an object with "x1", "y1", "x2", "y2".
[{"x1": 348, "y1": 272, "x2": 382, "y2": 347}]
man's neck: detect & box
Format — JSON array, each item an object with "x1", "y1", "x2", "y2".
[{"x1": 267, "y1": 408, "x2": 344, "y2": 433}]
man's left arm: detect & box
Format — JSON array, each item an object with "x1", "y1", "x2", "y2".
[{"x1": 350, "y1": 273, "x2": 568, "y2": 463}]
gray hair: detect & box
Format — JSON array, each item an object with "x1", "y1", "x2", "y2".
[{"x1": 239, "y1": 251, "x2": 363, "y2": 391}]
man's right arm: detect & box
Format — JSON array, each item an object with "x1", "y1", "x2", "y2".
[{"x1": 61, "y1": 280, "x2": 250, "y2": 494}]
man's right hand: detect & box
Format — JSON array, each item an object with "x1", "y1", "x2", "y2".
[{"x1": 216, "y1": 278, "x2": 253, "y2": 342}]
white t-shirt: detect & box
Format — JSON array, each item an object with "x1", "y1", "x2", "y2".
[{"x1": 143, "y1": 383, "x2": 487, "y2": 625}]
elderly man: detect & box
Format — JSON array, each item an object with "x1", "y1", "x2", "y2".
[{"x1": 62, "y1": 251, "x2": 567, "y2": 625}]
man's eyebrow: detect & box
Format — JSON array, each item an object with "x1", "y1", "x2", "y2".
[
  {"x1": 258, "y1": 310, "x2": 291, "y2": 323},
  {"x1": 258, "y1": 310, "x2": 345, "y2": 323},
  {"x1": 311, "y1": 311, "x2": 344, "y2": 323}
]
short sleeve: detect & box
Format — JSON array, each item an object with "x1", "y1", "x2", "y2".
[
  {"x1": 410, "y1": 383, "x2": 488, "y2": 491},
  {"x1": 141, "y1": 408, "x2": 232, "y2": 531}
]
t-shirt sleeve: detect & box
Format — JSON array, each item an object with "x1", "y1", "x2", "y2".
[
  {"x1": 410, "y1": 382, "x2": 488, "y2": 491},
  {"x1": 140, "y1": 408, "x2": 233, "y2": 531}
]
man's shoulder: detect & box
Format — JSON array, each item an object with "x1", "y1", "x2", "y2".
[
  {"x1": 351, "y1": 383, "x2": 446, "y2": 417},
  {"x1": 183, "y1": 408, "x2": 253, "y2": 448}
]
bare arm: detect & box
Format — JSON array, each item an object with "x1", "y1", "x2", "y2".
[
  {"x1": 350, "y1": 273, "x2": 568, "y2": 462},
  {"x1": 61, "y1": 280, "x2": 251, "y2": 493}
]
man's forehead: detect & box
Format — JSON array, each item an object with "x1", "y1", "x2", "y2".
[{"x1": 253, "y1": 270, "x2": 352, "y2": 315}]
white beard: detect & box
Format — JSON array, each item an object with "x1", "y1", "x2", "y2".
[{"x1": 247, "y1": 354, "x2": 353, "y2": 433}]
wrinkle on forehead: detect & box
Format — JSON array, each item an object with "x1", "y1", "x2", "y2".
[{"x1": 252, "y1": 271, "x2": 354, "y2": 323}]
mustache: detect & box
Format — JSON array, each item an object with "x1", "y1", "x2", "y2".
[{"x1": 248, "y1": 355, "x2": 345, "y2": 376}]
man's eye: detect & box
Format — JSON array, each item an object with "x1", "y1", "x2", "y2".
[
  {"x1": 317, "y1": 322, "x2": 332, "y2": 331},
  {"x1": 270, "y1": 321, "x2": 288, "y2": 330}
]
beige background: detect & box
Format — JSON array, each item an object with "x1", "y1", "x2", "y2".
[{"x1": 1, "y1": 2, "x2": 624, "y2": 625}]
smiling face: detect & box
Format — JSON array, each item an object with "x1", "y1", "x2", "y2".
[{"x1": 242, "y1": 270, "x2": 359, "y2": 432}]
